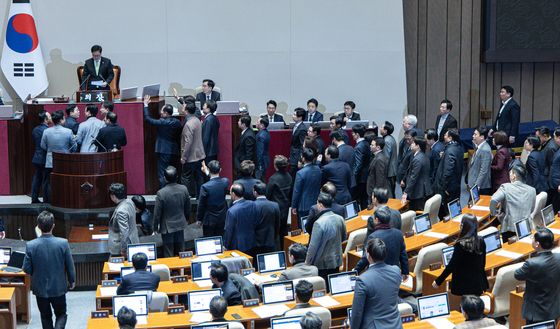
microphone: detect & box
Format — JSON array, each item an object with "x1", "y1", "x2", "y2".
[
  {"x1": 79, "y1": 74, "x2": 91, "y2": 91},
  {"x1": 91, "y1": 134, "x2": 107, "y2": 152}
]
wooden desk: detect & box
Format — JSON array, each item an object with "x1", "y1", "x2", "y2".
[
  {"x1": 0, "y1": 269, "x2": 31, "y2": 323},
  {"x1": 402, "y1": 311, "x2": 465, "y2": 328},
  {"x1": 0, "y1": 287, "x2": 16, "y2": 329},
  {"x1": 509, "y1": 290, "x2": 525, "y2": 329},
  {"x1": 69, "y1": 226, "x2": 108, "y2": 243}
]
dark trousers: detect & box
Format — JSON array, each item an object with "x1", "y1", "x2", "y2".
[
  {"x1": 478, "y1": 188, "x2": 492, "y2": 197},
  {"x1": 203, "y1": 224, "x2": 224, "y2": 238},
  {"x1": 36, "y1": 294, "x2": 67, "y2": 329},
  {"x1": 43, "y1": 168, "x2": 53, "y2": 203},
  {"x1": 182, "y1": 160, "x2": 203, "y2": 198},
  {"x1": 31, "y1": 163, "x2": 46, "y2": 202},
  {"x1": 501, "y1": 231, "x2": 516, "y2": 243},
  {"x1": 353, "y1": 183, "x2": 369, "y2": 211},
  {"x1": 409, "y1": 197, "x2": 426, "y2": 212},
  {"x1": 157, "y1": 153, "x2": 176, "y2": 188},
  {"x1": 388, "y1": 177, "x2": 396, "y2": 198},
  {"x1": 255, "y1": 164, "x2": 268, "y2": 183},
  {"x1": 162, "y1": 230, "x2": 185, "y2": 257},
  {"x1": 439, "y1": 191, "x2": 460, "y2": 218},
  {"x1": 319, "y1": 268, "x2": 340, "y2": 293}
]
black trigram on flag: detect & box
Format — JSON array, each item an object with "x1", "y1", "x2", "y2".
[{"x1": 13, "y1": 63, "x2": 34, "y2": 77}]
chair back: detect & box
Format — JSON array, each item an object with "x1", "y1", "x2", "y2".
[
  {"x1": 400, "y1": 210, "x2": 416, "y2": 233},
  {"x1": 477, "y1": 226, "x2": 498, "y2": 237},
  {"x1": 413, "y1": 242, "x2": 447, "y2": 294},
  {"x1": 148, "y1": 292, "x2": 169, "y2": 312},
  {"x1": 531, "y1": 191, "x2": 548, "y2": 227},
  {"x1": 423, "y1": 194, "x2": 441, "y2": 224},
  {"x1": 229, "y1": 273, "x2": 260, "y2": 301},
  {"x1": 285, "y1": 307, "x2": 331, "y2": 329},
  {"x1": 292, "y1": 276, "x2": 326, "y2": 292},
  {"x1": 151, "y1": 264, "x2": 170, "y2": 281},
  {"x1": 344, "y1": 228, "x2": 367, "y2": 254},
  {"x1": 489, "y1": 262, "x2": 524, "y2": 317},
  {"x1": 398, "y1": 302, "x2": 414, "y2": 316},
  {"x1": 76, "y1": 65, "x2": 121, "y2": 98}
]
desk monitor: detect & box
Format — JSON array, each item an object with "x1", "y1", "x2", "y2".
[
  {"x1": 270, "y1": 316, "x2": 302, "y2": 329},
  {"x1": 267, "y1": 122, "x2": 287, "y2": 131},
  {"x1": 417, "y1": 293, "x2": 450, "y2": 320},
  {"x1": 120, "y1": 265, "x2": 152, "y2": 278},
  {"x1": 515, "y1": 219, "x2": 532, "y2": 240},
  {"x1": 5, "y1": 251, "x2": 25, "y2": 269},
  {"x1": 216, "y1": 101, "x2": 239, "y2": 115},
  {"x1": 345, "y1": 120, "x2": 369, "y2": 129},
  {"x1": 521, "y1": 320, "x2": 556, "y2": 329},
  {"x1": 257, "y1": 251, "x2": 287, "y2": 274},
  {"x1": 483, "y1": 231, "x2": 502, "y2": 254},
  {"x1": 470, "y1": 184, "x2": 480, "y2": 205},
  {"x1": 141, "y1": 83, "x2": 160, "y2": 97},
  {"x1": 0, "y1": 247, "x2": 11, "y2": 265},
  {"x1": 343, "y1": 201, "x2": 360, "y2": 220},
  {"x1": 299, "y1": 216, "x2": 309, "y2": 233},
  {"x1": 441, "y1": 246, "x2": 454, "y2": 267},
  {"x1": 113, "y1": 294, "x2": 148, "y2": 317},
  {"x1": 314, "y1": 121, "x2": 332, "y2": 129},
  {"x1": 195, "y1": 236, "x2": 223, "y2": 256},
  {"x1": 191, "y1": 260, "x2": 220, "y2": 281},
  {"x1": 541, "y1": 204, "x2": 555, "y2": 227},
  {"x1": 127, "y1": 243, "x2": 157, "y2": 263},
  {"x1": 447, "y1": 198, "x2": 462, "y2": 219},
  {"x1": 414, "y1": 213, "x2": 432, "y2": 234},
  {"x1": 191, "y1": 324, "x2": 229, "y2": 329},
  {"x1": 262, "y1": 281, "x2": 295, "y2": 305},
  {"x1": 328, "y1": 271, "x2": 357, "y2": 295},
  {"x1": 187, "y1": 289, "x2": 222, "y2": 312},
  {"x1": 120, "y1": 87, "x2": 138, "y2": 101}
]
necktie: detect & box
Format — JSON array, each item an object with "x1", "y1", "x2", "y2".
[
  {"x1": 206, "y1": 94, "x2": 210, "y2": 101},
  {"x1": 94, "y1": 61, "x2": 100, "y2": 75},
  {"x1": 309, "y1": 113, "x2": 313, "y2": 122},
  {"x1": 269, "y1": 116, "x2": 273, "y2": 122}
]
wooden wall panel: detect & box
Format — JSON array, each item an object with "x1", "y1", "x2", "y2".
[{"x1": 417, "y1": 0, "x2": 428, "y2": 128}]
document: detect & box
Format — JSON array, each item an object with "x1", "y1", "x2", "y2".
[
  {"x1": 495, "y1": 249, "x2": 523, "y2": 260},
  {"x1": 426, "y1": 317, "x2": 455, "y2": 329},
  {"x1": 195, "y1": 280, "x2": 213, "y2": 288},
  {"x1": 244, "y1": 272, "x2": 278, "y2": 285},
  {"x1": 401, "y1": 275, "x2": 414, "y2": 289},
  {"x1": 91, "y1": 80, "x2": 105, "y2": 87},
  {"x1": 313, "y1": 295, "x2": 340, "y2": 307},
  {"x1": 361, "y1": 215, "x2": 369, "y2": 221},
  {"x1": 107, "y1": 263, "x2": 124, "y2": 271},
  {"x1": 471, "y1": 205, "x2": 490, "y2": 211},
  {"x1": 92, "y1": 234, "x2": 108, "y2": 240},
  {"x1": 251, "y1": 304, "x2": 290, "y2": 318},
  {"x1": 99, "y1": 287, "x2": 117, "y2": 297},
  {"x1": 548, "y1": 228, "x2": 560, "y2": 235},
  {"x1": 189, "y1": 312, "x2": 212, "y2": 323},
  {"x1": 423, "y1": 231, "x2": 449, "y2": 239}
]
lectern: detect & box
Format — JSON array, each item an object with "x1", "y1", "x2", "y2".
[{"x1": 50, "y1": 151, "x2": 127, "y2": 209}]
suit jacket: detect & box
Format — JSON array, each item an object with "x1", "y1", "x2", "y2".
[
  {"x1": 493, "y1": 98, "x2": 521, "y2": 140},
  {"x1": 23, "y1": 234, "x2": 76, "y2": 298},
  {"x1": 454, "y1": 318, "x2": 503, "y2": 329},
  {"x1": 321, "y1": 159, "x2": 352, "y2": 204},
  {"x1": 224, "y1": 199, "x2": 259, "y2": 252},
  {"x1": 338, "y1": 112, "x2": 361, "y2": 121},
  {"x1": 306, "y1": 211, "x2": 346, "y2": 269},
  {"x1": 490, "y1": 181, "x2": 536, "y2": 233},
  {"x1": 181, "y1": 115, "x2": 205, "y2": 163},
  {"x1": 116, "y1": 269, "x2": 160, "y2": 295},
  {"x1": 202, "y1": 113, "x2": 220, "y2": 157},
  {"x1": 365, "y1": 208, "x2": 401, "y2": 238},
  {"x1": 278, "y1": 262, "x2": 319, "y2": 281},
  {"x1": 397, "y1": 145, "x2": 412, "y2": 183},
  {"x1": 291, "y1": 163, "x2": 322, "y2": 213},
  {"x1": 466, "y1": 141, "x2": 492, "y2": 190},
  {"x1": 338, "y1": 143, "x2": 356, "y2": 187},
  {"x1": 31, "y1": 123, "x2": 48, "y2": 165},
  {"x1": 351, "y1": 262, "x2": 403, "y2": 329},
  {"x1": 404, "y1": 151, "x2": 432, "y2": 199},
  {"x1": 429, "y1": 141, "x2": 444, "y2": 184},
  {"x1": 76, "y1": 116, "x2": 106, "y2": 152},
  {"x1": 196, "y1": 177, "x2": 229, "y2": 226},
  {"x1": 491, "y1": 146, "x2": 512, "y2": 191},
  {"x1": 40, "y1": 125, "x2": 76, "y2": 168},
  {"x1": 196, "y1": 90, "x2": 221, "y2": 109},
  {"x1": 213, "y1": 279, "x2": 242, "y2": 306},
  {"x1": 143, "y1": 106, "x2": 182, "y2": 155},
  {"x1": 526, "y1": 150, "x2": 547, "y2": 193},
  {"x1": 435, "y1": 240, "x2": 489, "y2": 295},
  {"x1": 434, "y1": 141, "x2": 463, "y2": 195},
  {"x1": 153, "y1": 183, "x2": 190, "y2": 234},
  {"x1": 0, "y1": 218, "x2": 4, "y2": 232},
  {"x1": 234, "y1": 129, "x2": 256, "y2": 169},
  {"x1": 94, "y1": 123, "x2": 127, "y2": 152},
  {"x1": 304, "y1": 111, "x2": 323, "y2": 123},
  {"x1": 355, "y1": 227, "x2": 408, "y2": 274},
  {"x1": 353, "y1": 139, "x2": 371, "y2": 184},
  {"x1": 366, "y1": 151, "x2": 390, "y2": 197},
  {"x1": 256, "y1": 129, "x2": 270, "y2": 173},
  {"x1": 541, "y1": 138, "x2": 559, "y2": 180},
  {"x1": 108, "y1": 199, "x2": 140, "y2": 255},
  {"x1": 233, "y1": 176, "x2": 261, "y2": 201},
  {"x1": 81, "y1": 56, "x2": 114, "y2": 90},
  {"x1": 289, "y1": 122, "x2": 307, "y2": 165},
  {"x1": 383, "y1": 134, "x2": 398, "y2": 178},
  {"x1": 550, "y1": 148, "x2": 560, "y2": 190},
  {"x1": 260, "y1": 113, "x2": 286, "y2": 124},
  {"x1": 514, "y1": 251, "x2": 560, "y2": 322},
  {"x1": 254, "y1": 197, "x2": 280, "y2": 249},
  {"x1": 266, "y1": 172, "x2": 292, "y2": 226},
  {"x1": 63, "y1": 116, "x2": 79, "y2": 135},
  {"x1": 305, "y1": 205, "x2": 345, "y2": 235},
  {"x1": 434, "y1": 113, "x2": 458, "y2": 141}
]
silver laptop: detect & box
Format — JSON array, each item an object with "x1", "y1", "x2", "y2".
[
  {"x1": 345, "y1": 120, "x2": 369, "y2": 129},
  {"x1": 267, "y1": 122, "x2": 287, "y2": 131},
  {"x1": 0, "y1": 105, "x2": 13, "y2": 118},
  {"x1": 120, "y1": 87, "x2": 138, "y2": 101},
  {"x1": 141, "y1": 84, "x2": 160, "y2": 97},
  {"x1": 216, "y1": 101, "x2": 239, "y2": 115}
]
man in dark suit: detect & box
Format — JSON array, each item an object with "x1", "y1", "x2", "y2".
[
  {"x1": 116, "y1": 252, "x2": 160, "y2": 295},
  {"x1": 366, "y1": 137, "x2": 391, "y2": 200},
  {"x1": 0, "y1": 217, "x2": 5, "y2": 239},
  {"x1": 81, "y1": 44, "x2": 114, "y2": 91},
  {"x1": 261, "y1": 100, "x2": 286, "y2": 124},
  {"x1": 63, "y1": 105, "x2": 79, "y2": 135},
  {"x1": 23, "y1": 211, "x2": 76, "y2": 329},
  {"x1": 210, "y1": 264, "x2": 242, "y2": 306},
  {"x1": 536, "y1": 127, "x2": 559, "y2": 203},
  {"x1": 266, "y1": 156, "x2": 292, "y2": 247},
  {"x1": 321, "y1": 146, "x2": 352, "y2": 204},
  {"x1": 143, "y1": 96, "x2": 182, "y2": 188},
  {"x1": 290, "y1": 108, "x2": 308, "y2": 176},
  {"x1": 255, "y1": 117, "x2": 270, "y2": 181},
  {"x1": 425, "y1": 128, "x2": 444, "y2": 185},
  {"x1": 197, "y1": 160, "x2": 229, "y2": 237},
  {"x1": 330, "y1": 116, "x2": 350, "y2": 144},
  {"x1": 434, "y1": 129, "x2": 464, "y2": 217},
  {"x1": 307, "y1": 124, "x2": 324, "y2": 156},
  {"x1": 224, "y1": 183, "x2": 259, "y2": 254},
  {"x1": 397, "y1": 116, "x2": 421, "y2": 188},
  {"x1": 381, "y1": 121, "x2": 398, "y2": 197},
  {"x1": 253, "y1": 182, "x2": 280, "y2": 256},
  {"x1": 434, "y1": 99, "x2": 458, "y2": 142},
  {"x1": 196, "y1": 79, "x2": 221, "y2": 109},
  {"x1": 234, "y1": 115, "x2": 256, "y2": 174},
  {"x1": 292, "y1": 148, "x2": 322, "y2": 219},
  {"x1": 330, "y1": 131, "x2": 355, "y2": 187},
  {"x1": 550, "y1": 128, "x2": 560, "y2": 212},
  {"x1": 31, "y1": 111, "x2": 50, "y2": 203},
  {"x1": 338, "y1": 101, "x2": 361, "y2": 123},
  {"x1": 233, "y1": 160, "x2": 261, "y2": 201},
  {"x1": 304, "y1": 182, "x2": 346, "y2": 235},
  {"x1": 279, "y1": 243, "x2": 318, "y2": 281},
  {"x1": 304, "y1": 98, "x2": 323, "y2": 122},
  {"x1": 352, "y1": 124, "x2": 371, "y2": 209},
  {"x1": 94, "y1": 112, "x2": 127, "y2": 152},
  {"x1": 153, "y1": 166, "x2": 191, "y2": 257},
  {"x1": 525, "y1": 136, "x2": 548, "y2": 194},
  {"x1": 366, "y1": 189, "x2": 401, "y2": 238},
  {"x1": 514, "y1": 228, "x2": 560, "y2": 324},
  {"x1": 402, "y1": 137, "x2": 432, "y2": 211},
  {"x1": 202, "y1": 100, "x2": 220, "y2": 163},
  {"x1": 491, "y1": 85, "x2": 521, "y2": 145}
]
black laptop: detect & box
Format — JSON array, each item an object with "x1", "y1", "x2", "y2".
[{"x1": 1, "y1": 251, "x2": 25, "y2": 272}]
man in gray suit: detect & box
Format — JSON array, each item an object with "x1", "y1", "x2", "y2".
[
  {"x1": 76, "y1": 104, "x2": 106, "y2": 152},
  {"x1": 108, "y1": 183, "x2": 139, "y2": 256},
  {"x1": 381, "y1": 121, "x2": 397, "y2": 198},
  {"x1": 466, "y1": 126, "x2": 492, "y2": 195},
  {"x1": 351, "y1": 238, "x2": 402, "y2": 329},
  {"x1": 279, "y1": 243, "x2": 318, "y2": 281},
  {"x1": 401, "y1": 137, "x2": 432, "y2": 211},
  {"x1": 23, "y1": 211, "x2": 76, "y2": 329},
  {"x1": 514, "y1": 228, "x2": 560, "y2": 324},
  {"x1": 366, "y1": 136, "x2": 391, "y2": 200},
  {"x1": 154, "y1": 166, "x2": 191, "y2": 257},
  {"x1": 181, "y1": 102, "x2": 206, "y2": 198}
]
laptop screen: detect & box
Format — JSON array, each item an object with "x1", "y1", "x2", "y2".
[
  {"x1": 483, "y1": 232, "x2": 502, "y2": 253},
  {"x1": 195, "y1": 236, "x2": 223, "y2": 256},
  {"x1": 417, "y1": 293, "x2": 450, "y2": 320},
  {"x1": 6, "y1": 251, "x2": 25, "y2": 269},
  {"x1": 521, "y1": 320, "x2": 556, "y2": 329},
  {"x1": 347, "y1": 308, "x2": 352, "y2": 322},
  {"x1": 515, "y1": 219, "x2": 532, "y2": 240},
  {"x1": 270, "y1": 316, "x2": 302, "y2": 329},
  {"x1": 188, "y1": 289, "x2": 222, "y2": 312},
  {"x1": 447, "y1": 198, "x2": 462, "y2": 219},
  {"x1": 191, "y1": 324, "x2": 229, "y2": 329},
  {"x1": 541, "y1": 204, "x2": 555, "y2": 227},
  {"x1": 343, "y1": 201, "x2": 360, "y2": 220},
  {"x1": 113, "y1": 294, "x2": 148, "y2": 316},
  {"x1": 191, "y1": 260, "x2": 220, "y2": 281},
  {"x1": 257, "y1": 251, "x2": 286, "y2": 274},
  {"x1": 328, "y1": 271, "x2": 358, "y2": 295},
  {"x1": 262, "y1": 281, "x2": 295, "y2": 305},
  {"x1": 120, "y1": 265, "x2": 152, "y2": 278},
  {"x1": 0, "y1": 247, "x2": 11, "y2": 265},
  {"x1": 442, "y1": 246, "x2": 454, "y2": 267},
  {"x1": 299, "y1": 216, "x2": 309, "y2": 233},
  {"x1": 127, "y1": 243, "x2": 156, "y2": 263},
  {"x1": 470, "y1": 185, "x2": 480, "y2": 204},
  {"x1": 414, "y1": 214, "x2": 432, "y2": 234}
]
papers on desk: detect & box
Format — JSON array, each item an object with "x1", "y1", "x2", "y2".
[
  {"x1": 99, "y1": 286, "x2": 118, "y2": 297},
  {"x1": 422, "y1": 231, "x2": 449, "y2": 239},
  {"x1": 108, "y1": 263, "x2": 125, "y2": 271},
  {"x1": 195, "y1": 279, "x2": 213, "y2": 288},
  {"x1": 92, "y1": 234, "x2": 108, "y2": 240},
  {"x1": 518, "y1": 236, "x2": 533, "y2": 244},
  {"x1": 495, "y1": 249, "x2": 523, "y2": 260},
  {"x1": 471, "y1": 205, "x2": 490, "y2": 211},
  {"x1": 191, "y1": 255, "x2": 219, "y2": 262},
  {"x1": 91, "y1": 80, "x2": 105, "y2": 87},
  {"x1": 189, "y1": 312, "x2": 212, "y2": 323},
  {"x1": 401, "y1": 275, "x2": 414, "y2": 289},
  {"x1": 136, "y1": 315, "x2": 148, "y2": 325},
  {"x1": 252, "y1": 304, "x2": 290, "y2": 318},
  {"x1": 361, "y1": 215, "x2": 369, "y2": 221},
  {"x1": 548, "y1": 228, "x2": 560, "y2": 235},
  {"x1": 426, "y1": 317, "x2": 455, "y2": 329},
  {"x1": 244, "y1": 272, "x2": 278, "y2": 285},
  {"x1": 312, "y1": 295, "x2": 340, "y2": 307}
]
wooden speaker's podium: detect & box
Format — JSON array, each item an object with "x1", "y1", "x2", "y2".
[{"x1": 50, "y1": 151, "x2": 126, "y2": 209}]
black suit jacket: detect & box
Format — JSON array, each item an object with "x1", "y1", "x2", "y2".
[
  {"x1": 321, "y1": 159, "x2": 352, "y2": 204},
  {"x1": 338, "y1": 112, "x2": 361, "y2": 121},
  {"x1": 434, "y1": 142, "x2": 463, "y2": 195},
  {"x1": 493, "y1": 98, "x2": 520, "y2": 140},
  {"x1": 213, "y1": 279, "x2": 242, "y2": 306},
  {"x1": 196, "y1": 90, "x2": 221, "y2": 108},
  {"x1": 202, "y1": 113, "x2": 220, "y2": 157},
  {"x1": 289, "y1": 122, "x2": 307, "y2": 165},
  {"x1": 81, "y1": 57, "x2": 114, "y2": 90},
  {"x1": 31, "y1": 123, "x2": 48, "y2": 165},
  {"x1": 233, "y1": 176, "x2": 261, "y2": 201},
  {"x1": 234, "y1": 129, "x2": 256, "y2": 170},
  {"x1": 0, "y1": 218, "x2": 4, "y2": 232},
  {"x1": 526, "y1": 151, "x2": 547, "y2": 193},
  {"x1": 404, "y1": 151, "x2": 432, "y2": 199},
  {"x1": 254, "y1": 197, "x2": 280, "y2": 249},
  {"x1": 196, "y1": 177, "x2": 229, "y2": 226},
  {"x1": 143, "y1": 106, "x2": 182, "y2": 155},
  {"x1": 63, "y1": 117, "x2": 79, "y2": 135},
  {"x1": 266, "y1": 172, "x2": 292, "y2": 229},
  {"x1": 304, "y1": 111, "x2": 324, "y2": 123},
  {"x1": 94, "y1": 123, "x2": 127, "y2": 152},
  {"x1": 434, "y1": 113, "x2": 458, "y2": 141},
  {"x1": 353, "y1": 139, "x2": 371, "y2": 184},
  {"x1": 260, "y1": 113, "x2": 286, "y2": 124},
  {"x1": 366, "y1": 151, "x2": 391, "y2": 197},
  {"x1": 116, "y1": 269, "x2": 160, "y2": 295}
]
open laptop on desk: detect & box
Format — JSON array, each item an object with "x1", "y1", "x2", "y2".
[
  {"x1": 482, "y1": 231, "x2": 502, "y2": 254},
  {"x1": 195, "y1": 236, "x2": 223, "y2": 257},
  {"x1": 345, "y1": 120, "x2": 369, "y2": 129},
  {"x1": 515, "y1": 218, "x2": 533, "y2": 242},
  {"x1": 441, "y1": 246, "x2": 454, "y2": 267},
  {"x1": 262, "y1": 281, "x2": 295, "y2": 304},
  {"x1": 119, "y1": 87, "x2": 137, "y2": 101},
  {"x1": 521, "y1": 320, "x2": 556, "y2": 329},
  {"x1": 267, "y1": 122, "x2": 287, "y2": 131},
  {"x1": 141, "y1": 84, "x2": 160, "y2": 98},
  {"x1": 0, "y1": 247, "x2": 11, "y2": 265},
  {"x1": 191, "y1": 260, "x2": 220, "y2": 287},
  {"x1": 270, "y1": 315, "x2": 303, "y2": 329},
  {"x1": 191, "y1": 324, "x2": 229, "y2": 329},
  {"x1": 113, "y1": 294, "x2": 148, "y2": 324},
  {"x1": 417, "y1": 293, "x2": 450, "y2": 321},
  {"x1": 257, "y1": 251, "x2": 286, "y2": 274},
  {"x1": 343, "y1": 201, "x2": 360, "y2": 220},
  {"x1": 216, "y1": 101, "x2": 239, "y2": 115},
  {"x1": 414, "y1": 213, "x2": 432, "y2": 234},
  {"x1": 188, "y1": 288, "x2": 222, "y2": 312},
  {"x1": 328, "y1": 271, "x2": 357, "y2": 295},
  {"x1": 1, "y1": 250, "x2": 25, "y2": 272},
  {"x1": 541, "y1": 204, "x2": 555, "y2": 227},
  {"x1": 447, "y1": 198, "x2": 462, "y2": 221},
  {"x1": 127, "y1": 243, "x2": 157, "y2": 263},
  {"x1": 299, "y1": 216, "x2": 309, "y2": 233}
]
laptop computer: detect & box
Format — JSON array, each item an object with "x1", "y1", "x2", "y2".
[
  {"x1": 414, "y1": 213, "x2": 432, "y2": 234},
  {"x1": 347, "y1": 308, "x2": 352, "y2": 323},
  {"x1": 447, "y1": 198, "x2": 462, "y2": 220},
  {"x1": 313, "y1": 121, "x2": 332, "y2": 129},
  {"x1": 521, "y1": 320, "x2": 556, "y2": 329},
  {"x1": 113, "y1": 294, "x2": 148, "y2": 323},
  {"x1": 195, "y1": 236, "x2": 223, "y2": 256},
  {"x1": 515, "y1": 219, "x2": 532, "y2": 240},
  {"x1": 141, "y1": 84, "x2": 160, "y2": 98},
  {"x1": 120, "y1": 265, "x2": 152, "y2": 278},
  {"x1": 257, "y1": 251, "x2": 286, "y2": 274},
  {"x1": 417, "y1": 293, "x2": 450, "y2": 320},
  {"x1": 299, "y1": 216, "x2": 309, "y2": 233},
  {"x1": 344, "y1": 120, "x2": 369, "y2": 129},
  {"x1": 262, "y1": 281, "x2": 295, "y2": 304},
  {"x1": 191, "y1": 260, "x2": 220, "y2": 281},
  {"x1": 482, "y1": 231, "x2": 502, "y2": 254},
  {"x1": 541, "y1": 204, "x2": 555, "y2": 227},
  {"x1": 270, "y1": 315, "x2": 302, "y2": 329},
  {"x1": 0, "y1": 105, "x2": 14, "y2": 118},
  {"x1": 267, "y1": 122, "x2": 287, "y2": 131},
  {"x1": 470, "y1": 184, "x2": 480, "y2": 205},
  {"x1": 0, "y1": 247, "x2": 11, "y2": 265},
  {"x1": 127, "y1": 243, "x2": 157, "y2": 263},
  {"x1": 1, "y1": 251, "x2": 25, "y2": 272},
  {"x1": 216, "y1": 101, "x2": 239, "y2": 115},
  {"x1": 119, "y1": 87, "x2": 138, "y2": 101},
  {"x1": 191, "y1": 324, "x2": 229, "y2": 329},
  {"x1": 187, "y1": 289, "x2": 222, "y2": 312},
  {"x1": 328, "y1": 271, "x2": 358, "y2": 295},
  {"x1": 441, "y1": 246, "x2": 454, "y2": 267},
  {"x1": 343, "y1": 201, "x2": 360, "y2": 220}
]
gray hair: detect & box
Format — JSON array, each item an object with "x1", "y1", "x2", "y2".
[{"x1": 404, "y1": 114, "x2": 417, "y2": 127}]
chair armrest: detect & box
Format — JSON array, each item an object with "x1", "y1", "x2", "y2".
[
  {"x1": 400, "y1": 272, "x2": 416, "y2": 292},
  {"x1": 480, "y1": 292, "x2": 495, "y2": 315}
]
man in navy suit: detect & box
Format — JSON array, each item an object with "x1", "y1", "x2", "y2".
[
  {"x1": 338, "y1": 101, "x2": 361, "y2": 123},
  {"x1": 304, "y1": 98, "x2": 323, "y2": 122},
  {"x1": 261, "y1": 100, "x2": 286, "y2": 124},
  {"x1": 63, "y1": 105, "x2": 79, "y2": 135},
  {"x1": 255, "y1": 117, "x2": 270, "y2": 181},
  {"x1": 352, "y1": 124, "x2": 371, "y2": 210},
  {"x1": 434, "y1": 129, "x2": 464, "y2": 217},
  {"x1": 330, "y1": 116, "x2": 350, "y2": 144},
  {"x1": 550, "y1": 128, "x2": 560, "y2": 212},
  {"x1": 224, "y1": 183, "x2": 259, "y2": 254},
  {"x1": 307, "y1": 124, "x2": 324, "y2": 156},
  {"x1": 81, "y1": 45, "x2": 114, "y2": 90},
  {"x1": 321, "y1": 145, "x2": 352, "y2": 204},
  {"x1": 197, "y1": 160, "x2": 229, "y2": 237},
  {"x1": 234, "y1": 115, "x2": 256, "y2": 174},
  {"x1": 291, "y1": 148, "x2": 322, "y2": 219},
  {"x1": 425, "y1": 128, "x2": 444, "y2": 185},
  {"x1": 330, "y1": 130, "x2": 355, "y2": 185},
  {"x1": 233, "y1": 160, "x2": 261, "y2": 201},
  {"x1": 290, "y1": 108, "x2": 308, "y2": 176},
  {"x1": 143, "y1": 96, "x2": 182, "y2": 188},
  {"x1": 94, "y1": 112, "x2": 127, "y2": 152},
  {"x1": 253, "y1": 182, "x2": 280, "y2": 256},
  {"x1": 202, "y1": 100, "x2": 220, "y2": 163},
  {"x1": 366, "y1": 137, "x2": 391, "y2": 200},
  {"x1": 402, "y1": 137, "x2": 432, "y2": 211},
  {"x1": 31, "y1": 111, "x2": 50, "y2": 204},
  {"x1": 524, "y1": 136, "x2": 547, "y2": 193},
  {"x1": 210, "y1": 263, "x2": 242, "y2": 306},
  {"x1": 305, "y1": 182, "x2": 346, "y2": 235},
  {"x1": 196, "y1": 79, "x2": 221, "y2": 109},
  {"x1": 434, "y1": 99, "x2": 458, "y2": 142},
  {"x1": 116, "y1": 252, "x2": 160, "y2": 295},
  {"x1": 490, "y1": 85, "x2": 520, "y2": 145}
]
